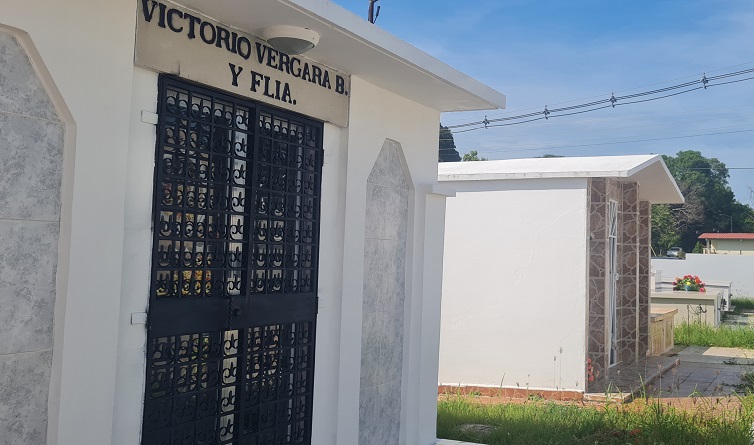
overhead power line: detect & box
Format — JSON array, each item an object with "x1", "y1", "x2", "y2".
[
  {"x1": 440, "y1": 108, "x2": 754, "y2": 142},
  {"x1": 467, "y1": 128, "x2": 754, "y2": 155},
  {"x1": 443, "y1": 67, "x2": 754, "y2": 134},
  {"x1": 441, "y1": 60, "x2": 754, "y2": 124}
]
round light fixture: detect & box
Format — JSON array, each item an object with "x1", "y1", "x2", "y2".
[{"x1": 262, "y1": 26, "x2": 320, "y2": 55}]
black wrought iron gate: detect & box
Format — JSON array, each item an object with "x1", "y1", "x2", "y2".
[{"x1": 142, "y1": 76, "x2": 323, "y2": 445}]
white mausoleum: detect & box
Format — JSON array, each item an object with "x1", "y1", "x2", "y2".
[
  {"x1": 438, "y1": 155, "x2": 682, "y2": 397},
  {"x1": 0, "y1": 1, "x2": 505, "y2": 444}
]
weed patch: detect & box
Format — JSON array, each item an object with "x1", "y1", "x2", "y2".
[
  {"x1": 437, "y1": 395, "x2": 754, "y2": 445},
  {"x1": 732, "y1": 298, "x2": 754, "y2": 311},
  {"x1": 675, "y1": 322, "x2": 754, "y2": 348}
]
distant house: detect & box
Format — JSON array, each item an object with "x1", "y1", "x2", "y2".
[
  {"x1": 437, "y1": 155, "x2": 683, "y2": 396},
  {"x1": 699, "y1": 233, "x2": 754, "y2": 255}
]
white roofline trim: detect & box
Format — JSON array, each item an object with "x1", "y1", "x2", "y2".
[
  {"x1": 438, "y1": 154, "x2": 684, "y2": 204},
  {"x1": 276, "y1": 0, "x2": 506, "y2": 109}
]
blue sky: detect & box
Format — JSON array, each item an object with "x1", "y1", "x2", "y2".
[{"x1": 331, "y1": 0, "x2": 754, "y2": 203}]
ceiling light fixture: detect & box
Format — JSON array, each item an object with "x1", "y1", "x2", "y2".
[{"x1": 262, "y1": 25, "x2": 320, "y2": 55}]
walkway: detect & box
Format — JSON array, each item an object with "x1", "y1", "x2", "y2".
[
  {"x1": 584, "y1": 346, "x2": 754, "y2": 401},
  {"x1": 646, "y1": 345, "x2": 754, "y2": 397},
  {"x1": 584, "y1": 355, "x2": 679, "y2": 402}
]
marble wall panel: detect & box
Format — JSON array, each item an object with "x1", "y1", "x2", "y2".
[
  {"x1": 0, "y1": 30, "x2": 63, "y2": 445},
  {"x1": 364, "y1": 184, "x2": 386, "y2": 241},
  {"x1": 0, "y1": 114, "x2": 64, "y2": 221},
  {"x1": 0, "y1": 350, "x2": 53, "y2": 445},
  {"x1": 360, "y1": 141, "x2": 409, "y2": 445},
  {"x1": 358, "y1": 381, "x2": 402, "y2": 445},
  {"x1": 0, "y1": 33, "x2": 58, "y2": 121}
]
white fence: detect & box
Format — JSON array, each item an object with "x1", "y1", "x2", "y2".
[{"x1": 652, "y1": 254, "x2": 754, "y2": 298}]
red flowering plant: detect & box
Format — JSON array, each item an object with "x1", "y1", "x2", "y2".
[
  {"x1": 586, "y1": 358, "x2": 596, "y2": 382},
  {"x1": 673, "y1": 274, "x2": 706, "y2": 292}
]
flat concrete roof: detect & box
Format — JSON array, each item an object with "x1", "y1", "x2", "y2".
[
  {"x1": 438, "y1": 155, "x2": 684, "y2": 204},
  {"x1": 174, "y1": 0, "x2": 506, "y2": 112}
]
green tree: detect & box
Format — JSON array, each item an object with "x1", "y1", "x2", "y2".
[
  {"x1": 537, "y1": 154, "x2": 564, "y2": 158},
  {"x1": 651, "y1": 150, "x2": 754, "y2": 253},
  {"x1": 438, "y1": 125, "x2": 460, "y2": 162},
  {"x1": 651, "y1": 204, "x2": 681, "y2": 253},
  {"x1": 462, "y1": 150, "x2": 487, "y2": 161}
]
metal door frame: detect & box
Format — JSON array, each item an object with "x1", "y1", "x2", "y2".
[
  {"x1": 142, "y1": 75, "x2": 324, "y2": 445},
  {"x1": 607, "y1": 199, "x2": 619, "y2": 367}
]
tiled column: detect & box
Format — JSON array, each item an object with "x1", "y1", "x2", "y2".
[
  {"x1": 637, "y1": 202, "x2": 651, "y2": 358},
  {"x1": 587, "y1": 178, "x2": 607, "y2": 387},
  {"x1": 618, "y1": 182, "x2": 639, "y2": 364}
]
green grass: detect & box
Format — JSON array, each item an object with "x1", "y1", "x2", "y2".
[
  {"x1": 437, "y1": 396, "x2": 754, "y2": 445},
  {"x1": 732, "y1": 298, "x2": 754, "y2": 311},
  {"x1": 674, "y1": 322, "x2": 754, "y2": 348}
]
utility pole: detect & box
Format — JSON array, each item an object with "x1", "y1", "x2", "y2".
[{"x1": 368, "y1": 0, "x2": 380, "y2": 24}]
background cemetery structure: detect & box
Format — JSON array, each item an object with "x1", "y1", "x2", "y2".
[
  {"x1": 698, "y1": 233, "x2": 754, "y2": 256},
  {"x1": 438, "y1": 155, "x2": 683, "y2": 396}
]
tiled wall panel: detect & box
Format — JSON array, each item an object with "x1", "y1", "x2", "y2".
[
  {"x1": 637, "y1": 202, "x2": 651, "y2": 357},
  {"x1": 587, "y1": 178, "x2": 607, "y2": 385},
  {"x1": 0, "y1": 31, "x2": 63, "y2": 444},
  {"x1": 360, "y1": 141, "x2": 409, "y2": 445},
  {"x1": 587, "y1": 178, "x2": 650, "y2": 388}
]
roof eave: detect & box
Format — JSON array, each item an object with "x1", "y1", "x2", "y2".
[{"x1": 173, "y1": 0, "x2": 506, "y2": 112}]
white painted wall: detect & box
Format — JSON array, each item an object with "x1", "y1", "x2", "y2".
[
  {"x1": 2, "y1": 4, "x2": 457, "y2": 445},
  {"x1": 439, "y1": 178, "x2": 589, "y2": 392},
  {"x1": 336, "y1": 76, "x2": 444, "y2": 445},
  {"x1": 0, "y1": 2, "x2": 135, "y2": 444},
  {"x1": 112, "y1": 72, "x2": 444, "y2": 445},
  {"x1": 111, "y1": 66, "x2": 157, "y2": 445},
  {"x1": 653, "y1": 254, "x2": 754, "y2": 298}
]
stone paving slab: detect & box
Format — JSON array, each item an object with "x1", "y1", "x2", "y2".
[
  {"x1": 584, "y1": 355, "x2": 680, "y2": 402},
  {"x1": 648, "y1": 346, "x2": 754, "y2": 397},
  {"x1": 676, "y1": 345, "x2": 754, "y2": 364}
]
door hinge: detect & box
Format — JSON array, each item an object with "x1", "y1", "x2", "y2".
[{"x1": 141, "y1": 110, "x2": 159, "y2": 125}]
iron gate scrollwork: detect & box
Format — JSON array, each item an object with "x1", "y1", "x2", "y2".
[{"x1": 143, "y1": 76, "x2": 323, "y2": 445}]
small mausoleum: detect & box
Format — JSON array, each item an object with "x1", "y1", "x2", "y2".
[
  {"x1": 437, "y1": 155, "x2": 683, "y2": 396},
  {"x1": 0, "y1": 1, "x2": 506, "y2": 444}
]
